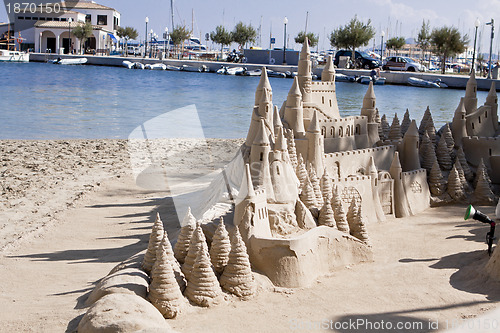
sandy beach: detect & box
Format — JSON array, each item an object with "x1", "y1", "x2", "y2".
[{"x1": 1, "y1": 138, "x2": 499, "y2": 332}]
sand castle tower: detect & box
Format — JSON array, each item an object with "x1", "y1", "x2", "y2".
[
  {"x1": 447, "y1": 165, "x2": 466, "y2": 201},
  {"x1": 273, "y1": 105, "x2": 283, "y2": 137},
  {"x1": 297, "y1": 37, "x2": 313, "y2": 103},
  {"x1": 270, "y1": 127, "x2": 299, "y2": 204},
  {"x1": 305, "y1": 111, "x2": 325, "y2": 176},
  {"x1": 380, "y1": 114, "x2": 390, "y2": 140},
  {"x1": 361, "y1": 82, "x2": 376, "y2": 123},
  {"x1": 318, "y1": 199, "x2": 336, "y2": 227},
  {"x1": 451, "y1": 98, "x2": 468, "y2": 147},
  {"x1": 401, "y1": 109, "x2": 411, "y2": 136},
  {"x1": 184, "y1": 242, "x2": 224, "y2": 307},
  {"x1": 286, "y1": 129, "x2": 299, "y2": 170},
  {"x1": 245, "y1": 71, "x2": 273, "y2": 147},
  {"x1": 367, "y1": 156, "x2": 386, "y2": 221},
  {"x1": 142, "y1": 213, "x2": 164, "y2": 274},
  {"x1": 209, "y1": 218, "x2": 231, "y2": 275},
  {"x1": 388, "y1": 113, "x2": 402, "y2": 141},
  {"x1": 401, "y1": 120, "x2": 420, "y2": 172},
  {"x1": 463, "y1": 70, "x2": 478, "y2": 114},
  {"x1": 419, "y1": 106, "x2": 432, "y2": 135},
  {"x1": 250, "y1": 119, "x2": 275, "y2": 201},
  {"x1": 320, "y1": 169, "x2": 333, "y2": 201},
  {"x1": 421, "y1": 132, "x2": 438, "y2": 172},
  {"x1": 436, "y1": 135, "x2": 453, "y2": 171},
  {"x1": 148, "y1": 234, "x2": 186, "y2": 318},
  {"x1": 182, "y1": 224, "x2": 208, "y2": 281},
  {"x1": 300, "y1": 176, "x2": 318, "y2": 210},
  {"x1": 390, "y1": 152, "x2": 411, "y2": 217},
  {"x1": 332, "y1": 185, "x2": 350, "y2": 233},
  {"x1": 321, "y1": 55, "x2": 336, "y2": 82},
  {"x1": 308, "y1": 164, "x2": 323, "y2": 207},
  {"x1": 219, "y1": 227, "x2": 256, "y2": 299},
  {"x1": 284, "y1": 77, "x2": 306, "y2": 139},
  {"x1": 429, "y1": 160, "x2": 446, "y2": 196},
  {"x1": 485, "y1": 82, "x2": 499, "y2": 131},
  {"x1": 173, "y1": 208, "x2": 197, "y2": 264}
]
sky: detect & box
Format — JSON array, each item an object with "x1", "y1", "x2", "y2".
[{"x1": 1, "y1": 0, "x2": 499, "y2": 53}]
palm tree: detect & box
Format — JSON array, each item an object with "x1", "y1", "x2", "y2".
[{"x1": 72, "y1": 22, "x2": 93, "y2": 54}]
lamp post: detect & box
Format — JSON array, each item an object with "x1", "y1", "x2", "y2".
[
  {"x1": 150, "y1": 28, "x2": 153, "y2": 58},
  {"x1": 68, "y1": 17, "x2": 73, "y2": 54},
  {"x1": 165, "y1": 27, "x2": 169, "y2": 58},
  {"x1": 472, "y1": 18, "x2": 480, "y2": 73},
  {"x1": 145, "y1": 16, "x2": 149, "y2": 57},
  {"x1": 282, "y1": 16, "x2": 288, "y2": 65},
  {"x1": 39, "y1": 32, "x2": 42, "y2": 53},
  {"x1": 380, "y1": 30, "x2": 385, "y2": 61},
  {"x1": 486, "y1": 19, "x2": 494, "y2": 79}
]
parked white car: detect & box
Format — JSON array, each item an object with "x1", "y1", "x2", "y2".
[{"x1": 382, "y1": 56, "x2": 424, "y2": 72}]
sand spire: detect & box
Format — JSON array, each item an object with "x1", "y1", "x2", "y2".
[
  {"x1": 173, "y1": 208, "x2": 197, "y2": 264},
  {"x1": 320, "y1": 169, "x2": 333, "y2": 201},
  {"x1": 209, "y1": 218, "x2": 231, "y2": 275},
  {"x1": 436, "y1": 134, "x2": 453, "y2": 170},
  {"x1": 429, "y1": 160, "x2": 446, "y2": 196},
  {"x1": 142, "y1": 212, "x2": 164, "y2": 274},
  {"x1": 286, "y1": 129, "x2": 299, "y2": 170},
  {"x1": 318, "y1": 199, "x2": 336, "y2": 227},
  {"x1": 401, "y1": 109, "x2": 411, "y2": 135},
  {"x1": 350, "y1": 205, "x2": 370, "y2": 246},
  {"x1": 447, "y1": 165, "x2": 466, "y2": 201},
  {"x1": 296, "y1": 154, "x2": 308, "y2": 191},
  {"x1": 388, "y1": 113, "x2": 402, "y2": 141},
  {"x1": 181, "y1": 223, "x2": 208, "y2": 281},
  {"x1": 332, "y1": 185, "x2": 350, "y2": 233}
]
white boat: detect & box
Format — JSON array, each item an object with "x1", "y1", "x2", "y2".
[
  {"x1": 216, "y1": 66, "x2": 227, "y2": 74},
  {"x1": 122, "y1": 60, "x2": 134, "y2": 69},
  {"x1": 52, "y1": 57, "x2": 87, "y2": 65},
  {"x1": 133, "y1": 62, "x2": 145, "y2": 70},
  {"x1": 359, "y1": 75, "x2": 386, "y2": 85},
  {"x1": 266, "y1": 69, "x2": 286, "y2": 78},
  {"x1": 181, "y1": 64, "x2": 203, "y2": 72},
  {"x1": 0, "y1": 50, "x2": 29, "y2": 62},
  {"x1": 226, "y1": 67, "x2": 245, "y2": 75},
  {"x1": 166, "y1": 65, "x2": 182, "y2": 71},
  {"x1": 145, "y1": 63, "x2": 167, "y2": 70},
  {"x1": 245, "y1": 69, "x2": 262, "y2": 76},
  {"x1": 335, "y1": 73, "x2": 357, "y2": 82},
  {"x1": 407, "y1": 77, "x2": 447, "y2": 88}
]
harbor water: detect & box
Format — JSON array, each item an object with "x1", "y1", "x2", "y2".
[{"x1": 0, "y1": 62, "x2": 489, "y2": 140}]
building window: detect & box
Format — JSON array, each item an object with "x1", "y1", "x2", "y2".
[
  {"x1": 329, "y1": 100, "x2": 332, "y2": 107},
  {"x1": 60, "y1": 18, "x2": 66, "y2": 21},
  {"x1": 489, "y1": 149, "x2": 492, "y2": 156},
  {"x1": 485, "y1": 111, "x2": 488, "y2": 118},
  {"x1": 54, "y1": 17, "x2": 59, "y2": 21},
  {"x1": 18, "y1": 16, "x2": 24, "y2": 20},
  {"x1": 97, "y1": 15, "x2": 107, "y2": 25},
  {"x1": 85, "y1": 14, "x2": 91, "y2": 23},
  {"x1": 346, "y1": 126, "x2": 350, "y2": 136},
  {"x1": 39, "y1": 17, "x2": 46, "y2": 21}
]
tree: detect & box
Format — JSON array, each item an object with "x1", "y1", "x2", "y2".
[
  {"x1": 72, "y1": 22, "x2": 93, "y2": 55},
  {"x1": 116, "y1": 26, "x2": 138, "y2": 57},
  {"x1": 417, "y1": 20, "x2": 431, "y2": 66},
  {"x1": 295, "y1": 31, "x2": 319, "y2": 47},
  {"x1": 231, "y1": 22, "x2": 257, "y2": 50},
  {"x1": 329, "y1": 16, "x2": 375, "y2": 66},
  {"x1": 170, "y1": 25, "x2": 191, "y2": 56},
  {"x1": 430, "y1": 26, "x2": 469, "y2": 74},
  {"x1": 210, "y1": 25, "x2": 232, "y2": 59},
  {"x1": 385, "y1": 37, "x2": 406, "y2": 56}
]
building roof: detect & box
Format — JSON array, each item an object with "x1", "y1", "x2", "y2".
[
  {"x1": 34, "y1": 20, "x2": 103, "y2": 30},
  {"x1": 62, "y1": 1, "x2": 116, "y2": 11}
]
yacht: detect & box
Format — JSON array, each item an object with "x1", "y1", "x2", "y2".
[{"x1": 0, "y1": 50, "x2": 29, "y2": 62}]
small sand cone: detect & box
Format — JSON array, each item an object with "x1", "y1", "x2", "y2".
[
  {"x1": 320, "y1": 169, "x2": 333, "y2": 201},
  {"x1": 454, "y1": 159, "x2": 470, "y2": 193},
  {"x1": 159, "y1": 231, "x2": 186, "y2": 292},
  {"x1": 380, "y1": 114, "x2": 390, "y2": 140},
  {"x1": 421, "y1": 132, "x2": 438, "y2": 172},
  {"x1": 148, "y1": 235, "x2": 186, "y2": 319},
  {"x1": 209, "y1": 218, "x2": 231, "y2": 275},
  {"x1": 332, "y1": 186, "x2": 350, "y2": 233},
  {"x1": 442, "y1": 124, "x2": 455, "y2": 152},
  {"x1": 184, "y1": 243, "x2": 224, "y2": 307},
  {"x1": 182, "y1": 224, "x2": 208, "y2": 281},
  {"x1": 318, "y1": 199, "x2": 336, "y2": 227},
  {"x1": 474, "y1": 158, "x2": 492, "y2": 188},
  {"x1": 419, "y1": 131, "x2": 431, "y2": 159},
  {"x1": 436, "y1": 135, "x2": 453, "y2": 171},
  {"x1": 426, "y1": 124, "x2": 437, "y2": 147},
  {"x1": 300, "y1": 176, "x2": 318, "y2": 210},
  {"x1": 219, "y1": 227, "x2": 256, "y2": 299},
  {"x1": 173, "y1": 208, "x2": 197, "y2": 264},
  {"x1": 429, "y1": 160, "x2": 447, "y2": 196},
  {"x1": 296, "y1": 154, "x2": 308, "y2": 191},
  {"x1": 347, "y1": 198, "x2": 360, "y2": 234},
  {"x1": 401, "y1": 109, "x2": 411, "y2": 136},
  {"x1": 447, "y1": 165, "x2": 466, "y2": 201},
  {"x1": 474, "y1": 168, "x2": 496, "y2": 205},
  {"x1": 375, "y1": 108, "x2": 381, "y2": 124},
  {"x1": 350, "y1": 206, "x2": 371, "y2": 246},
  {"x1": 308, "y1": 164, "x2": 323, "y2": 207},
  {"x1": 456, "y1": 146, "x2": 474, "y2": 182},
  {"x1": 419, "y1": 106, "x2": 431, "y2": 136},
  {"x1": 142, "y1": 213, "x2": 164, "y2": 274},
  {"x1": 286, "y1": 130, "x2": 299, "y2": 171},
  {"x1": 388, "y1": 113, "x2": 402, "y2": 140}
]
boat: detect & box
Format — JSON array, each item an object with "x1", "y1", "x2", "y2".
[
  {"x1": 266, "y1": 69, "x2": 286, "y2": 78},
  {"x1": 145, "y1": 63, "x2": 167, "y2": 70},
  {"x1": 335, "y1": 73, "x2": 357, "y2": 82},
  {"x1": 216, "y1": 66, "x2": 227, "y2": 74},
  {"x1": 122, "y1": 60, "x2": 134, "y2": 69},
  {"x1": 226, "y1": 67, "x2": 245, "y2": 75},
  {"x1": 166, "y1": 65, "x2": 182, "y2": 71},
  {"x1": 181, "y1": 64, "x2": 204, "y2": 72},
  {"x1": 407, "y1": 77, "x2": 447, "y2": 88},
  {"x1": 359, "y1": 75, "x2": 386, "y2": 85},
  {"x1": 133, "y1": 62, "x2": 145, "y2": 70},
  {"x1": 52, "y1": 57, "x2": 87, "y2": 65},
  {"x1": 245, "y1": 68, "x2": 262, "y2": 76},
  {"x1": 0, "y1": 50, "x2": 29, "y2": 62}
]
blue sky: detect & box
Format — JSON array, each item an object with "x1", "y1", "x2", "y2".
[{"x1": 1, "y1": 0, "x2": 499, "y2": 52}]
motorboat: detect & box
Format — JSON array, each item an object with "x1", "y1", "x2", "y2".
[
  {"x1": 245, "y1": 68, "x2": 262, "y2": 76},
  {"x1": 166, "y1": 65, "x2": 182, "y2": 71},
  {"x1": 122, "y1": 60, "x2": 133, "y2": 69},
  {"x1": 359, "y1": 75, "x2": 386, "y2": 85},
  {"x1": 408, "y1": 77, "x2": 447, "y2": 88},
  {"x1": 226, "y1": 66, "x2": 245, "y2": 75},
  {"x1": 145, "y1": 63, "x2": 167, "y2": 70},
  {"x1": 52, "y1": 57, "x2": 87, "y2": 65},
  {"x1": 335, "y1": 73, "x2": 357, "y2": 82},
  {"x1": 133, "y1": 62, "x2": 145, "y2": 70},
  {"x1": 181, "y1": 64, "x2": 204, "y2": 72},
  {"x1": 266, "y1": 69, "x2": 286, "y2": 78},
  {"x1": 0, "y1": 50, "x2": 29, "y2": 62},
  {"x1": 216, "y1": 66, "x2": 227, "y2": 74}
]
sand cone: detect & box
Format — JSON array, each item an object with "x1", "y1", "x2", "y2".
[
  {"x1": 219, "y1": 227, "x2": 256, "y2": 299},
  {"x1": 419, "y1": 106, "x2": 431, "y2": 135},
  {"x1": 454, "y1": 159, "x2": 470, "y2": 193},
  {"x1": 447, "y1": 165, "x2": 466, "y2": 201},
  {"x1": 148, "y1": 234, "x2": 186, "y2": 318},
  {"x1": 401, "y1": 109, "x2": 411, "y2": 136},
  {"x1": 474, "y1": 167, "x2": 496, "y2": 205},
  {"x1": 474, "y1": 158, "x2": 492, "y2": 188},
  {"x1": 350, "y1": 206, "x2": 370, "y2": 246},
  {"x1": 419, "y1": 131, "x2": 431, "y2": 159},
  {"x1": 209, "y1": 218, "x2": 231, "y2": 275},
  {"x1": 184, "y1": 242, "x2": 223, "y2": 307},
  {"x1": 182, "y1": 224, "x2": 208, "y2": 281},
  {"x1": 142, "y1": 212, "x2": 164, "y2": 274},
  {"x1": 426, "y1": 124, "x2": 437, "y2": 147},
  {"x1": 173, "y1": 208, "x2": 197, "y2": 264},
  {"x1": 332, "y1": 186, "x2": 350, "y2": 233},
  {"x1": 347, "y1": 198, "x2": 360, "y2": 234},
  {"x1": 380, "y1": 114, "x2": 390, "y2": 140},
  {"x1": 421, "y1": 132, "x2": 438, "y2": 172},
  {"x1": 456, "y1": 146, "x2": 474, "y2": 182},
  {"x1": 318, "y1": 199, "x2": 336, "y2": 227},
  {"x1": 320, "y1": 169, "x2": 333, "y2": 201},
  {"x1": 300, "y1": 176, "x2": 318, "y2": 210},
  {"x1": 436, "y1": 135, "x2": 453, "y2": 171},
  {"x1": 388, "y1": 113, "x2": 402, "y2": 140},
  {"x1": 308, "y1": 164, "x2": 323, "y2": 207},
  {"x1": 286, "y1": 129, "x2": 299, "y2": 171},
  {"x1": 429, "y1": 160, "x2": 446, "y2": 196},
  {"x1": 442, "y1": 123, "x2": 455, "y2": 152},
  {"x1": 296, "y1": 154, "x2": 308, "y2": 191},
  {"x1": 375, "y1": 108, "x2": 381, "y2": 123}
]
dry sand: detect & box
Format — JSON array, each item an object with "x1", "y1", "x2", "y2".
[{"x1": 0, "y1": 139, "x2": 499, "y2": 332}]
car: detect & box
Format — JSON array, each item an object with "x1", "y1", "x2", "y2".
[
  {"x1": 127, "y1": 46, "x2": 140, "y2": 56},
  {"x1": 334, "y1": 50, "x2": 381, "y2": 69},
  {"x1": 382, "y1": 56, "x2": 424, "y2": 72}
]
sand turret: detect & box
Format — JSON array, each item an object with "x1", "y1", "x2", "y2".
[
  {"x1": 318, "y1": 199, "x2": 336, "y2": 227},
  {"x1": 273, "y1": 105, "x2": 283, "y2": 136},
  {"x1": 274, "y1": 126, "x2": 287, "y2": 153},
  {"x1": 464, "y1": 70, "x2": 478, "y2": 114},
  {"x1": 332, "y1": 185, "x2": 349, "y2": 233},
  {"x1": 485, "y1": 81, "x2": 498, "y2": 130},
  {"x1": 308, "y1": 164, "x2": 323, "y2": 207},
  {"x1": 436, "y1": 135, "x2": 453, "y2": 171},
  {"x1": 300, "y1": 176, "x2": 318, "y2": 210},
  {"x1": 321, "y1": 55, "x2": 336, "y2": 82},
  {"x1": 361, "y1": 82, "x2": 376, "y2": 122},
  {"x1": 421, "y1": 132, "x2": 438, "y2": 172},
  {"x1": 297, "y1": 37, "x2": 312, "y2": 103},
  {"x1": 390, "y1": 152, "x2": 411, "y2": 217},
  {"x1": 380, "y1": 114, "x2": 390, "y2": 140},
  {"x1": 426, "y1": 123, "x2": 437, "y2": 147},
  {"x1": 173, "y1": 208, "x2": 197, "y2": 264},
  {"x1": 148, "y1": 233, "x2": 187, "y2": 318},
  {"x1": 181, "y1": 224, "x2": 208, "y2": 281},
  {"x1": 305, "y1": 111, "x2": 325, "y2": 176},
  {"x1": 401, "y1": 109, "x2": 411, "y2": 135},
  {"x1": 142, "y1": 213, "x2": 165, "y2": 274},
  {"x1": 285, "y1": 129, "x2": 299, "y2": 170},
  {"x1": 254, "y1": 66, "x2": 272, "y2": 106},
  {"x1": 209, "y1": 218, "x2": 231, "y2": 275},
  {"x1": 429, "y1": 160, "x2": 446, "y2": 196},
  {"x1": 451, "y1": 98, "x2": 468, "y2": 147},
  {"x1": 388, "y1": 113, "x2": 402, "y2": 141},
  {"x1": 284, "y1": 77, "x2": 306, "y2": 138},
  {"x1": 442, "y1": 124, "x2": 455, "y2": 152},
  {"x1": 447, "y1": 165, "x2": 466, "y2": 201},
  {"x1": 219, "y1": 227, "x2": 256, "y2": 299},
  {"x1": 401, "y1": 120, "x2": 421, "y2": 171},
  {"x1": 296, "y1": 154, "x2": 308, "y2": 191},
  {"x1": 184, "y1": 241, "x2": 224, "y2": 307},
  {"x1": 320, "y1": 169, "x2": 333, "y2": 201},
  {"x1": 250, "y1": 119, "x2": 275, "y2": 201},
  {"x1": 474, "y1": 158, "x2": 492, "y2": 187},
  {"x1": 419, "y1": 106, "x2": 431, "y2": 135},
  {"x1": 350, "y1": 205, "x2": 370, "y2": 246}
]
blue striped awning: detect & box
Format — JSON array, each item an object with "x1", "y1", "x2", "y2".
[{"x1": 108, "y1": 33, "x2": 118, "y2": 42}]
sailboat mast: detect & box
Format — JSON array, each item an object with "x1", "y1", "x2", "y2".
[{"x1": 171, "y1": 0, "x2": 174, "y2": 31}]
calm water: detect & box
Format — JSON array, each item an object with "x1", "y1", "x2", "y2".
[{"x1": 0, "y1": 62, "x2": 489, "y2": 140}]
